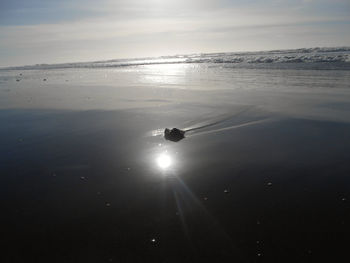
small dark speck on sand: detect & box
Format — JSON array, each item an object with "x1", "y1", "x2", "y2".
[
  {"x1": 43, "y1": 79, "x2": 47, "y2": 81},
  {"x1": 16, "y1": 79, "x2": 20, "y2": 82}
]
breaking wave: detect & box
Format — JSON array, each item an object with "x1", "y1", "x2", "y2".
[{"x1": 3, "y1": 46, "x2": 350, "y2": 70}]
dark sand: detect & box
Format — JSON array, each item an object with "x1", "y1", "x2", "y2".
[{"x1": 1, "y1": 106, "x2": 350, "y2": 262}]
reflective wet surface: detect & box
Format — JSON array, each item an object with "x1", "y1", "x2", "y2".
[
  {"x1": 1, "y1": 105, "x2": 350, "y2": 262},
  {"x1": 1, "y1": 64, "x2": 350, "y2": 262}
]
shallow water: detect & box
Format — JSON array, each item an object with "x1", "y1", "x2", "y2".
[{"x1": 1, "y1": 59, "x2": 350, "y2": 262}]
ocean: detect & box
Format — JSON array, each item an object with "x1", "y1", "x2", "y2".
[{"x1": 1, "y1": 47, "x2": 350, "y2": 262}]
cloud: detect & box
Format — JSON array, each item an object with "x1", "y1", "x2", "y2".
[{"x1": 0, "y1": 0, "x2": 349, "y2": 66}]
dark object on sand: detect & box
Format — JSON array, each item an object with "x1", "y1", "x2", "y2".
[{"x1": 164, "y1": 128, "x2": 185, "y2": 142}]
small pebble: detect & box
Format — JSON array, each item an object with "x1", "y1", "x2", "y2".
[
  {"x1": 151, "y1": 238, "x2": 156, "y2": 243},
  {"x1": 267, "y1": 182, "x2": 272, "y2": 186},
  {"x1": 257, "y1": 253, "x2": 262, "y2": 257}
]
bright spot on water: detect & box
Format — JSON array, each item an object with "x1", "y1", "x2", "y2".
[
  {"x1": 156, "y1": 154, "x2": 172, "y2": 169},
  {"x1": 151, "y1": 129, "x2": 164, "y2": 137}
]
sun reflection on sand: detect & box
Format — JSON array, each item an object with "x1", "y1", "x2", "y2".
[
  {"x1": 141, "y1": 64, "x2": 192, "y2": 87},
  {"x1": 156, "y1": 153, "x2": 172, "y2": 170}
]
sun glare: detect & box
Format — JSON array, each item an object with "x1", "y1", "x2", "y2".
[{"x1": 156, "y1": 153, "x2": 172, "y2": 169}]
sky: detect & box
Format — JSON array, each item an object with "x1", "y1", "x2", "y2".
[{"x1": 0, "y1": 0, "x2": 349, "y2": 67}]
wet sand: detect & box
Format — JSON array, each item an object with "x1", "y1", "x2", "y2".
[
  {"x1": 1, "y1": 63, "x2": 350, "y2": 262},
  {"x1": 1, "y1": 105, "x2": 350, "y2": 262}
]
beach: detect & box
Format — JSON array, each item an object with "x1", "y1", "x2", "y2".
[{"x1": 1, "y1": 48, "x2": 350, "y2": 262}]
